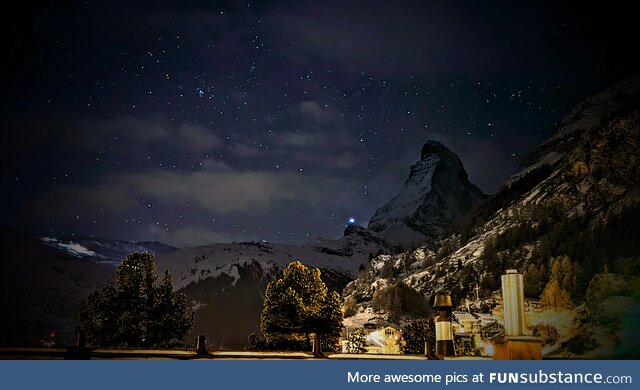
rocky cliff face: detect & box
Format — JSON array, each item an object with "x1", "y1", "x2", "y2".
[{"x1": 368, "y1": 140, "x2": 486, "y2": 246}]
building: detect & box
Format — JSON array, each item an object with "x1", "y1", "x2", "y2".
[{"x1": 341, "y1": 326, "x2": 404, "y2": 354}]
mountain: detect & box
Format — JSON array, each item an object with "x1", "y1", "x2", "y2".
[
  {"x1": 343, "y1": 74, "x2": 640, "y2": 358},
  {"x1": 0, "y1": 232, "x2": 183, "y2": 346},
  {"x1": 8, "y1": 75, "x2": 638, "y2": 355},
  {"x1": 39, "y1": 236, "x2": 177, "y2": 265},
  {"x1": 148, "y1": 143, "x2": 488, "y2": 348},
  {"x1": 154, "y1": 225, "x2": 391, "y2": 348},
  {"x1": 0, "y1": 231, "x2": 114, "y2": 346},
  {"x1": 368, "y1": 140, "x2": 486, "y2": 248},
  {"x1": 1, "y1": 226, "x2": 392, "y2": 348}
]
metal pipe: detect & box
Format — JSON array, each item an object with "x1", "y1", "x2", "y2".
[
  {"x1": 501, "y1": 269, "x2": 526, "y2": 337},
  {"x1": 433, "y1": 291, "x2": 455, "y2": 357}
]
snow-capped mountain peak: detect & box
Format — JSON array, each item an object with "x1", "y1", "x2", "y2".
[{"x1": 367, "y1": 140, "x2": 486, "y2": 246}]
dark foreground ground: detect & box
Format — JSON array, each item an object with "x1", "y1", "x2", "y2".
[{"x1": 0, "y1": 347, "x2": 435, "y2": 360}]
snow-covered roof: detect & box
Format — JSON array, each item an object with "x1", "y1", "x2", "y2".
[{"x1": 452, "y1": 311, "x2": 477, "y2": 322}]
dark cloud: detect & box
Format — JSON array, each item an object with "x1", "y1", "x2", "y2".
[
  {"x1": 297, "y1": 101, "x2": 338, "y2": 123},
  {"x1": 177, "y1": 123, "x2": 222, "y2": 150},
  {"x1": 26, "y1": 167, "x2": 369, "y2": 245},
  {"x1": 264, "y1": 1, "x2": 543, "y2": 79}
]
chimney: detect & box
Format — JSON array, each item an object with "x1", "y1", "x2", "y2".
[
  {"x1": 433, "y1": 291, "x2": 455, "y2": 357},
  {"x1": 501, "y1": 269, "x2": 526, "y2": 337}
]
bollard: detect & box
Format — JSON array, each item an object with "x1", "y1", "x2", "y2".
[
  {"x1": 433, "y1": 291, "x2": 455, "y2": 357},
  {"x1": 312, "y1": 334, "x2": 325, "y2": 358},
  {"x1": 64, "y1": 332, "x2": 90, "y2": 360},
  {"x1": 425, "y1": 340, "x2": 439, "y2": 360},
  {"x1": 196, "y1": 335, "x2": 208, "y2": 356},
  {"x1": 77, "y1": 332, "x2": 87, "y2": 348}
]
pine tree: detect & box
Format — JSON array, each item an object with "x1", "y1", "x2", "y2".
[
  {"x1": 548, "y1": 255, "x2": 586, "y2": 302},
  {"x1": 401, "y1": 319, "x2": 436, "y2": 354},
  {"x1": 346, "y1": 328, "x2": 368, "y2": 353},
  {"x1": 260, "y1": 261, "x2": 343, "y2": 351},
  {"x1": 523, "y1": 263, "x2": 543, "y2": 298},
  {"x1": 540, "y1": 279, "x2": 572, "y2": 310},
  {"x1": 76, "y1": 252, "x2": 194, "y2": 348}
]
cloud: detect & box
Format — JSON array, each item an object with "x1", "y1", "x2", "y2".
[
  {"x1": 91, "y1": 115, "x2": 169, "y2": 144},
  {"x1": 265, "y1": 1, "x2": 499, "y2": 78},
  {"x1": 126, "y1": 170, "x2": 299, "y2": 214},
  {"x1": 298, "y1": 101, "x2": 336, "y2": 122},
  {"x1": 30, "y1": 168, "x2": 361, "y2": 223},
  {"x1": 201, "y1": 159, "x2": 233, "y2": 172},
  {"x1": 170, "y1": 227, "x2": 229, "y2": 246},
  {"x1": 28, "y1": 183, "x2": 137, "y2": 217},
  {"x1": 275, "y1": 132, "x2": 327, "y2": 148},
  {"x1": 178, "y1": 123, "x2": 221, "y2": 150},
  {"x1": 291, "y1": 151, "x2": 362, "y2": 169},
  {"x1": 146, "y1": 225, "x2": 232, "y2": 247},
  {"x1": 231, "y1": 143, "x2": 261, "y2": 158},
  {"x1": 61, "y1": 116, "x2": 222, "y2": 154},
  {"x1": 31, "y1": 171, "x2": 340, "y2": 216}
]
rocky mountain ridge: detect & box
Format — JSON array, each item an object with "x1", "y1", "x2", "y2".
[{"x1": 342, "y1": 74, "x2": 640, "y2": 358}]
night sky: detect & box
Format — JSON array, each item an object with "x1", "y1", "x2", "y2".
[{"x1": 1, "y1": 0, "x2": 638, "y2": 246}]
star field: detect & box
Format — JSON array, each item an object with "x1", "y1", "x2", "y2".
[{"x1": 1, "y1": 0, "x2": 638, "y2": 246}]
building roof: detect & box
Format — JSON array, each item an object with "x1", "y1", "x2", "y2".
[{"x1": 452, "y1": 311, "x2": 477, "y2": 322}]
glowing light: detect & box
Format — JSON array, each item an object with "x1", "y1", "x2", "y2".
[{"x1": 348, "y1": 217, "x2": 356, "y2": 224}]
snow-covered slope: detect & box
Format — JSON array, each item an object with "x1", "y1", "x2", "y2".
[
  {"x1": 152, "y1": 225, "x2": 391, "y2": 348},
  {"x1": 157, "y1": 225, "x2": 386, "y2": 290},
  {"x1": 39, "y1": 236, "x2": 176, "y2": 265}
]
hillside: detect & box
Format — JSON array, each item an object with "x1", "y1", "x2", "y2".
[{"x1": 342, "y1": 74, "x2": 640, "y2": 358}]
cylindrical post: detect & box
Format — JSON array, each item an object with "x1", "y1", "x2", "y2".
[
  {"x1": 196, "y1": 335, "x2": 208, "y2": 355},
  {"x1": 312, "y1": 334, "x2": 324, "y2": 358},
  {"x1": 433, "y1": 291, "x2": 454, "y2": 357},
  {"x1": 77, "y1": 332, "x2": 86, "y2": 348},
  {"x1": 501, "y1": 269, "x2": 526, "y2": 337},
  {"x1": 64, "y1": 332, "x2": 89, "y2": 360},
  {"x1": 424, "y1": 340, "x2": 433, "y2": 356}
]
